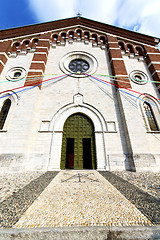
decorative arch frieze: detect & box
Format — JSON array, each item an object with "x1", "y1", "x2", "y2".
[
  {"x1": 50, "y1": 27, "x2": 107, "y2": 49},
  {"x1": 118, "y1": 39, "x2": 145, "y2": 60},
  {"x1": 8, "y1": 37, "x2": 39, "y2": 57}
]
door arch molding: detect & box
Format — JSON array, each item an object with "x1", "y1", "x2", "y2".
[{"x1": 48, "y1": 95, "x2": 107, "y2": 170}]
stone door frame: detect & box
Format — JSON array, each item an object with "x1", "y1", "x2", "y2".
[{"x1": 48, "y1": 94, "x2": 108, "y2": 170}]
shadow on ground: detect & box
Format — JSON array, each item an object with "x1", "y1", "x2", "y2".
[
  {"x1": 99, "y1": 171, "x2": 160, "y2": 225},
  {"x1": 0, "y1": 171, "x2": 58, "y2": 228}
]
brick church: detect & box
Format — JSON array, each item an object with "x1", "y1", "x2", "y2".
[{"x1": 0, "y1": 16, "x2": 159, "y2": 173}]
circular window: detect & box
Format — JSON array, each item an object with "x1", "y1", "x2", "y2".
[
  {"x1": 129, "y1": 70, "x2": 148, "y2": 85},
  {"x1": 59, "y1": 51, "x2": 98, "y2": 77},
  {"x1": 14, "y1": 71, "x2": 21, "y2": 78},
  {"x1": 6, "y1": 67, "x2": 26, "y2": 82},
  {"x1": 69, "y1": 59, "x2": 89, "y2": 73},
  {"x1": 134, "y1": 75, "x2": 142, "y2": 81}
]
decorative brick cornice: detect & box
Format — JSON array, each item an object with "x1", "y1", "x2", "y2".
[
  {"x1": 50, "y1": 27, "x2": 107, "y2": 48},
  {"x1": 0, "y1": 17, "x2": 158, "y2": 47}
]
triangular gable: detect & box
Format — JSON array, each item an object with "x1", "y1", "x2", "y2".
[{"x1": 0, "y1": 16, "x2": 159, "y2": 46}]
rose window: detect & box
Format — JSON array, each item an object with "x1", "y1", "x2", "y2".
[{"x1": 69, "y1": 59, "x2": 89, "y2": 73}]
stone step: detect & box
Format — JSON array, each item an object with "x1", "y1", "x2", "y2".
[{"x1": 0, "y1": 226, "x2": 160, "y2": 240}]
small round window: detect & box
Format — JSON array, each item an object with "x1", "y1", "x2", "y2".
[
  {"x1": 129, "y1": 70, "x2": 148, "y2": 85},
  {"x1": 14, "y1": 71, "x2": 21, "y2": 78},
  {"x1": 69, "y1": 59, "x2": 89, "y2": 73},
  {"x1": 6, "y1": 67, "x2": 26, "y2": 82}
]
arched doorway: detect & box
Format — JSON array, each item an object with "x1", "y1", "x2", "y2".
[{"x1": 61, "y1": 113, "x2": 96, "y2": 169}]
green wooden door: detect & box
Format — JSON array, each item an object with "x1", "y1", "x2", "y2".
[{"x1": 61, "y1": 113, "x2": 96, "y2": 169}]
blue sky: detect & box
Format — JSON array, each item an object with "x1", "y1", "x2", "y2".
[
  {"x1": 0, "y1": 0, "x2": 160, "y2": 38},
  {"x1": 0, "y1": 0, "x2": 37, "y2": 30}
]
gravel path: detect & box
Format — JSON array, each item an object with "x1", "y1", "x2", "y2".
[{"x1": 113, "y1": 171, "x2": 160, "y2": 199}]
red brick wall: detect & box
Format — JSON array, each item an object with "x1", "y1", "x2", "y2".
[
  {"x1": 25, "y1": 32, "x2": 51, "y2": 87},
  {"x1": 107, "y1": 35, "x2": 131, "y2": 89},
  {"x1": 0, "y1": 40, "x2": 12, "y2": 75},
  {"x1": 144, "y1": 46, "x2": 160, "y2": 94}
]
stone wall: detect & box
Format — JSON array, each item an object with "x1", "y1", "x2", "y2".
[{"x1": 0, "y1": 23, "x2": 159, "y2": 172}]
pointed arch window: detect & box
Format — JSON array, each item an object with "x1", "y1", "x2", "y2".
[
  {"x1": 0, "y1": 99, "x2": 11, "y2": 130},
  {"x1": 143, "y1": 101, "x2": 159, "y2": 131}
]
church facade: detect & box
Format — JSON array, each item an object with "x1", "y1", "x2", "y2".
[{"x1": 0, "y1": 17, "x2": 160, "y2": 173}]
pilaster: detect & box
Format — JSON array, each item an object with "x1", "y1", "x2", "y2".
[
  {"x1": 144, "y1": 46, "x2": 160, "y2": 94},
  {"x1": 107, "y1": 34, "x2": 135, "y2": 171},
  {"x1": 25, "y1": 32, "x2": 51, "y2": 87},
  {"x1": 0, "y1": 40, "x2": 11, "y2": 75},
  {"x1": 107, "y1": 35, "x2": 131, "y2": 89}
]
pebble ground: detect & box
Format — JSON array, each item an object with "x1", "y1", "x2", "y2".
[
  {"x1": 0, "y1": 170, "x2": 159, "y2": 229},
  {"x1": 113, "y1": 171, "x2": 160, "y2": 199},
  {"x1": 0, "y1": 171, "x2": 45, "y2": 203},
  {"x1": 14, "y1": 170, "x2": 151, "y2": 228}
]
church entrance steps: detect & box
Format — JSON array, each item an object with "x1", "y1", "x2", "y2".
[
  {"x1": 0, "y1": 226, "x2": 160, "y2": 240},
  {"x1": 1, "y1": 170, "x2": 152, "y2": 229}
]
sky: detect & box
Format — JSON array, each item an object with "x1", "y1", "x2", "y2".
[{"x1": 0, "y1": 0, "x2": 160, "y2": 39}]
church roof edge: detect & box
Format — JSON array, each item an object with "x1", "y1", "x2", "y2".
[{"x1": 0, "y1": 16, "x2": 159, "y2": 46}]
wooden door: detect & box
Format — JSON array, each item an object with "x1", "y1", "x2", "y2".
[{"x1": 66, "y1": 138, "x2": 74, "y2": 169}]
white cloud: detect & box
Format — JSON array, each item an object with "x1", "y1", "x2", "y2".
[
  {"x1": 28, "y1": 0, "x2": 160, "y2": 37},
  {"x1": 28, "y1": 0, "x2": 75, "y2": 22},
  {"x1": 116, "y1": 0, "x2": 160, "y2": 37},
  {"x1": 78, "y1": 0, "x2": 119, "y2": 25}
]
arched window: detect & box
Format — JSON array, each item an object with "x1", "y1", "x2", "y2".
[
  {"x1": 11, "y1": 42, "x2": 20, "y2": 52},
  {"x1": 24, "y1": 40, "x2": 30, "y2": 47},
  {"x1": 100, "y1": 36, "x2": 106, "y2": 45},
  {"x1": 136, "y1": 47, "x2": 144, "y2": 57},
  {"x1": 53, "y1": 34, "x2": 58, "y2": 41},
  {"x1": 118, "y1": 41, "x2": 125, "y2": 51},
  {"x1": 92, "y1": 34, "x2": 98, "y2": 42},
  {"x1": 0, "y1": 99, "x2": 11, "y2": 130},
  {"x1": 77, "y1": 29, "x2": 82, "y2": 38},
  {"x1": 84, "y1": 31, "x2": 89, "y2": 39},
  {"x1": 61, "y1": 32, "x2": 66, "y2": 40},
  {"x1": 33, "y1": 38, "x2": 39, "y2": 45},
  {"x1": 31, "y1": 38, "x2": 39, "y2": 49},
  {"x1": 127, "y1": 44, "x2": 135, "y2": 54},
  {"x1": 69, "y1": 31, "x2": 74, "y2": 39},
  {"x1": 143, "y1": 101, "x2": 159, "y2": 131}
]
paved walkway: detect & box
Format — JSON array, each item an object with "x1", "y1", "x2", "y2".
[
  {"x1": 12, "y1": 170, "x2": 151, "y2": 228},
  {"x1": 1, "y1": 170, "x2": 159, "y2": 229}
]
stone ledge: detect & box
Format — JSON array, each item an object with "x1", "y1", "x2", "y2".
[{"x1": 0, "y1": 226, "x2": 160, "y2": 240}]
